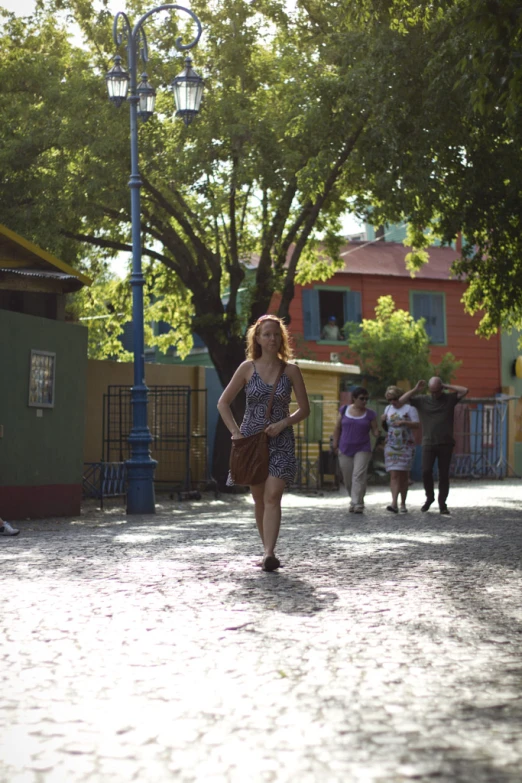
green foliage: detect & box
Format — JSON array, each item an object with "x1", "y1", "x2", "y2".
[
  {"x1": 69, "y1": 275, "x2": 133, "y2": 361},
  {"x1": 5, "y1": 0, "x2": 517, "y2": 375},
  {"x1": 345, "y1": 0, "x2": 522, "y2": 339},
  {"x1": 343, "y1": 295, "x2": 461, "y2": 396},
  {"x1": 0, "y1": 0, "x2": 445, "y2": 381}
]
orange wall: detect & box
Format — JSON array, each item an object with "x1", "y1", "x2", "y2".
[{"x1": 280, "y1": 273, "x2": 501, "y2": 398}]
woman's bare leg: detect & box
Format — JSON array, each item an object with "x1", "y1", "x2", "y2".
[
  {"x1": 262, "y1": 476, "x2": 286, "y2": 557},
  {"x1": 250, "y1": 482, "x2": 266, "y2": 545},
  {"x1": 399, "y1": 472, "x2": 408, "y2": 506},
  {"x1": 389, "y1": 471, "x2": 400, "y2": 508}
]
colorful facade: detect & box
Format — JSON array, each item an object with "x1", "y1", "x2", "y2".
[{"x1": 284, "y1": 240, "x2": 501, "y2": 398}]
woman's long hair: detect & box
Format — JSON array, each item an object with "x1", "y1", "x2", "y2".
[{"x1": 245, "y1": 315, "x2": 294, "y2": 362}]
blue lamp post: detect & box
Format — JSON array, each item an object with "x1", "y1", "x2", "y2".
[{"x1": 105, "y1": 6, "x2": 204, "y2": 514}]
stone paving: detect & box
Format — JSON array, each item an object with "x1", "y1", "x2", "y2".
[{"x1": 1, "y1": 479, "x2": 522, "y2": 783}]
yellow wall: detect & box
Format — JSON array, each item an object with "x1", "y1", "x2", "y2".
[
  {"x1": 290, "y1": 369, "x2": 344, "y2": 479},
  {"x1": 84, "y1": 360, "x2": 205, "y2": 466}
]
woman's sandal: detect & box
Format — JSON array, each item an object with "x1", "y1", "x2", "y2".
[
  {"x1": 262, "y1": 555, "x2": 280, "y2": 572},
  {"x1": 386, "y1": 505, "x2": 399, "y2": 513}
]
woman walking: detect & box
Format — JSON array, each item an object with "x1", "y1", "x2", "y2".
[
  {"x1": 381, "y1": 385, "x2": 420, "y2": 513},
  {"x1": 332, "y1": 387, "x2": 379, "y2": 513},
  {"x1": 217, "y1": 315, "x2": 309, "y2": 571}
]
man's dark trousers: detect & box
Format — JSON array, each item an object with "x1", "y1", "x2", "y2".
[{"x1": 422, "y1": 444, "x2": 454, "y2": 507}]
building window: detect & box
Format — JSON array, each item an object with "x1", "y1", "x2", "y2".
[
  {"x1": 302, "y1": 288, "x2": 362, "y2": 341},
  {"x1": 410, "y1": 292, "x2": 446, "y2": 344},
  {"x1": 305, "y1": 394, "x2": 323, "y2": 442},
  {"x1": 28, "y1": 350, "x2": 56, "y2": 408}
]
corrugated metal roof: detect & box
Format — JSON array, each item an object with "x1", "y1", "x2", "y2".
[
  {"x1": 0, "y1": 223, "x2": 92, "y2": 286},
  {"x1": 244, "y1": 241, "x2": 461, "y2": 282},
  {"x1": 339, "y1": 241, "x2": 460, "y2": 280},
  {"x1": 0, "y1": 266, "x2": 85, "y2": 292},
  {"x1": 0, "y1": 267, "x2": 79, "y2": 281}
]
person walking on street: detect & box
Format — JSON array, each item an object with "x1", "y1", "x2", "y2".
[
  {"x1": 217, "y1": 315, "x2": 310, "y2": 572},
  {"x1": 398, "y1": 377, "x2": 468, "y2": 514},
  {"x1": 0, "y1": 517, "x2": 19, "y2": 536},
  {"x1": 382, "y1": 385, "x2": 420, "y2": 513},
  {"x1": 332, "y1": 386, "x2": 379, "y2": 513}
]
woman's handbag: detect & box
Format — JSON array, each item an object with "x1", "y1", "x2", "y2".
[{"x1": 229, "y1": 364, "x2": 285, "y2": 486}]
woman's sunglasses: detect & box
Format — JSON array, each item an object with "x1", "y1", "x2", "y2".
[{"x1": 357, "y1": 396, "x2": 369, "y2": 401}]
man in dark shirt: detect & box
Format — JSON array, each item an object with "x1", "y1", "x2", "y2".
[{"x1": 398, "y1": 377, "x2": 468, "y2": 514}]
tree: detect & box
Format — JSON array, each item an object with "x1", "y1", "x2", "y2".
[
  {"x1": 0, "y1": 0, "x2": 450, "y2": 378},
  {"x1": 341, "y1": 0, "x2": 522, "y2": 339},
  {"x1": 343, "y1": 296, "x2": 461, "y2": 396},
  {"x1": 1, "y1": 1, "x2": 471, "y2": 478}
]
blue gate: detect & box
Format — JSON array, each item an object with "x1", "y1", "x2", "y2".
[{"x1": 411, "y1": 395, "x2": 515, "y2": 481}]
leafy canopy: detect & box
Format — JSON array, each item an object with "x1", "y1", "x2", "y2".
[
  {"x1": 0, "y1": 0, "x2": 454, "y2": 381},
  {"x1": 343, "y1": 0, "x2": 522, "y2": 339}
]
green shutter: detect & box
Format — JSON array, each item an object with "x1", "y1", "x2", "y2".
[{"x1": 305, "y1": 394, "x2": 324, "y2": 442}]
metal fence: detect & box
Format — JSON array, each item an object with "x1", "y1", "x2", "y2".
[
  {"x1": 91, "y1": 391, "x2": 517, "y2": 497},
  {"x1": 102, "y1": 385, "x2": 210, "y2": 491},
  {"x1": 290, "y1": 399, "x2": 341, "y2": 490},
  {"x1": 289, "y1": 395, "x2": 518, "y2": 489},
  {"x1": 451, "y1": 396, "x2": 515, "y2": 479}
]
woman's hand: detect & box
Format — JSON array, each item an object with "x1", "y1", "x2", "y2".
[
  {"x1": 265, "y1": 420, "x2": 288, "y2": 438},
  {"x1": 231, "y1": 432, "x2": 244, "y2": 440}
]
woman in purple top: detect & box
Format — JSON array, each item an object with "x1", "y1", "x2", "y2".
[{"x1": 332, "y1": 386, "x2": 379, "y2": 513}]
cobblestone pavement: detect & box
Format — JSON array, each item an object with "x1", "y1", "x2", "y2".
[{"x1": 1, "y1": 479, "x2": 522, "y2": 783}]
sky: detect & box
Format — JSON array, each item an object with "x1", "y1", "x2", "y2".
[
  {"x1": 1, "y1": 0, "x2": 34, "y2": 11},
  {"x1": 1, "y1": 0, "x2": 364, "y2": 277}
]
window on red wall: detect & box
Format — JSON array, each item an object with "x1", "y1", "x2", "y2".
[
  {"x1": 302, "y1": 288, "x2": 362, "y2": 341},
  {"x1": 410, "y1": 292, "x2": 446, "y2": 344}
]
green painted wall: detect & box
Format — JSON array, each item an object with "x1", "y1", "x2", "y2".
[
  {"x1": 501, "y1": 330, "x2": 522, "y2": 393},
  {"x1": 0, "y1": 310, "x2": 88, "y2": 486},
  {"x1": 500, "y1": 330, "x2": 522, "y2": 476}
]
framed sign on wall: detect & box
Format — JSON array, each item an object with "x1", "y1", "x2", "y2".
[{"x1": 28, "y1": 350, "x2": 56, "y2": 408}]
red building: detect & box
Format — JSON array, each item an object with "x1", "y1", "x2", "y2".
[{"x1": 281, "y1": 241, "x2": 500, "y2": 398}]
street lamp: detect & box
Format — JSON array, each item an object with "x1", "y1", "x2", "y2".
[{"x1": 106, "y1": 6, "x2": 203, "y2": 514}]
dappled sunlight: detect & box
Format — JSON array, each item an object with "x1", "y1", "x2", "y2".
[{"x1": 2, "y1": 480, "x2": 522, "y2": 781}]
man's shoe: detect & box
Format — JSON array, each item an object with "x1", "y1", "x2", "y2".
[
  {"x1": 0, "y1": 522, "x2": 20, "y2": 536},
  {"x1": 421, "y1": 499, "x2": 435, "y2": 512},
  {"x1": 439, "y1": 506, "x2": 450, "y2": 515}
]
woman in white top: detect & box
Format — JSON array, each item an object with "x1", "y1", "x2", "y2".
[{"x1": 381, "y1": 385, "x2": 420, "y2": 513}]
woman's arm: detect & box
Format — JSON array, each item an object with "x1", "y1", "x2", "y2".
[
  {"x1": 264, "y1": 364, "x2": 310, "y2": 438},
  {"x1": 217, "y1": 362, "x2": 251, "y2": 439},
  {"x1": 370, "y1": 415, "x2": 380, "y2": 439},
  {"x1": 331, "y1": 412, "x2": 343, "y2": 452}
]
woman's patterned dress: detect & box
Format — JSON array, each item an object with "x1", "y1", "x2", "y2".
[
  {"x1": 227, "y1": 363, "x2": 296, "y2": 486},
  {"x1": 383, "y1": 403, "x2": 418, "y2": 472}
]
